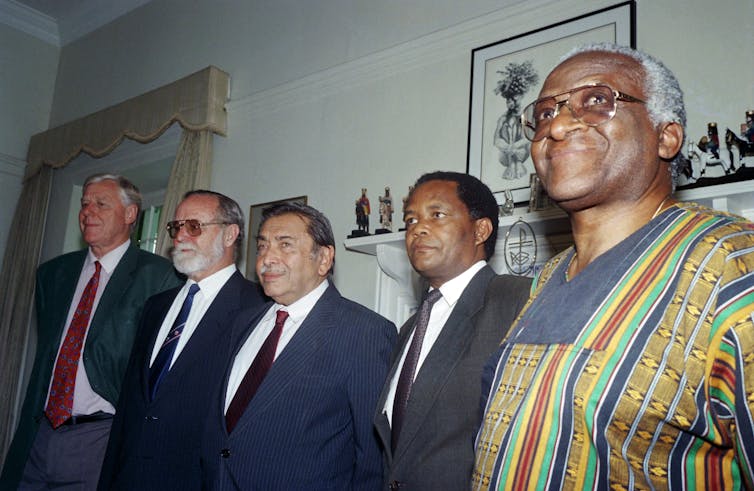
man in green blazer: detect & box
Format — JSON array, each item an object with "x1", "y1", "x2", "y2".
[{"x1": 0, "y1": 173, "x2": 181, "y2": 490}]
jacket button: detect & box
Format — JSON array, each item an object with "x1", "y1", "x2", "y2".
[
  {"x1": 389, "y1": 481, "x2": 402, "y2": 490},
  {"x1": 221, "y1": 448, "x2": 231, "y2": 458}
]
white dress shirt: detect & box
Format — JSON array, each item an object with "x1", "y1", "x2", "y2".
[
  {"x1": 224, "y1": 278, "x2": 329, "y2": 412},
  {"x1": 382, "y1": 260, "x2": 486, "y2": 424},
  {"x1": 149, "y1": 263, "x2": 237, "y2": 368},
  {"x1": 46, "y1": 239, "x2": 131, "y2": 416}
]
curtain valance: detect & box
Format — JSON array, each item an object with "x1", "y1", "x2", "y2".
[{"x1": 24, "y1": 65, "x2": 229, "y2": 180}]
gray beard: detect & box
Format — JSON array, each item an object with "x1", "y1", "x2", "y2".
[{"x1": 172, "y1": 234, "x2": 225, "y2": 277}]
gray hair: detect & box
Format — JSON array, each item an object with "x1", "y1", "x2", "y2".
[
  {"x1": 83, "y1": 173, "x2": 143, "y2": 229},
  {"x1": 562, "y1": 43, "x2": 687, "y2": 184},
  {"x1": 183, "y1": 189, "x2": 245, "y2": 261}
]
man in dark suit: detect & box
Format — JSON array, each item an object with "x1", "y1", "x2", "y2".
[
  {"x1": 201, "y1": 202, "x2": 396, "y2": 490},
  {"x1": 1, "y1": 174, "x2": 181, "y2": 490},
  {"x1": 373, "y1": 171, "x2": 531, "y2": 490},
  {"x1": 98, "y1": 190, "x2": 266, "y2": 490}
]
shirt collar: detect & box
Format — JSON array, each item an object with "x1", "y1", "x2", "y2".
[
  {"x1": 87, "y1": 239, "x2": 130, "y2": 274},
  {"x1": 435, "y1": 260, "x2": 486, "y2": 307},
  {"x1": 274, "y1": 278, "x2": 329, "y2": 323},
  {"x1": 190, "y1": 263, "x2": 237, "y2": 296}
]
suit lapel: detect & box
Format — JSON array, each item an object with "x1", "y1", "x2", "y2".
[
  {"x1": 138, "y1": 292, "x2": 177, "y2": 401},
  {"x1": 374, "y1": 310, "x2": 418, "y2": 455},
  {"x1": 50, "y1": 252, "x2": 87, "y2": 336},
  {"x1": 86, "y1": 246, "x2": 138, "y2": 345},
  {"x1": 391, "y1": 266, "x2": 494, "y2": 459},
  {"x1": 228, "y1": 283, "x2": 339, "y2": 435},
  {"x1": 160, "y1": 273, "x2": 243, "y2": 389}
]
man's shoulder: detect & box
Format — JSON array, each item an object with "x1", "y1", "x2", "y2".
[
  {"x1": 486, "y1": 273, "x2": 532, "y2": 297},
  {"x1": 127, "y1": 247, "x2": 175, "y2": 269},
  {"x1": 38, "y1": 249, "x2": 86, "y2": 272},
  {"x1": 321, "y1": 285, "x2": 394, "y2": 329}
]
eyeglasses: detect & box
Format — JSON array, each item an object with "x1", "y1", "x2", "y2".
[
  {"x1": 520, "y1": 84, "x2": 645, "y2": 142},
  {"x1": 165, "y1": 219, "x2": 229, "y2": 239}
]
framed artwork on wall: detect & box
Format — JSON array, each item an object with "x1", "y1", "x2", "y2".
[
  {"x1": 467, "y1": 1, "x2": 635, "y2": 205},
  {"x1": 245, "y1": 195, "x2": 308, "y2": 280}
]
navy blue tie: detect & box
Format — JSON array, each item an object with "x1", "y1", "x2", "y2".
[{"x1": 149, "y1": 283, "x2": 200, "y2": 400}]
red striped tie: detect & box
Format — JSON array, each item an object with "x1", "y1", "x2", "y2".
[{"x1": 45, "y1": 261, "x2": 102, "y2": 428}]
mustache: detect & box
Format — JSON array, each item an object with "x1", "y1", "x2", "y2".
[
  {"x1": 258, "y1": 264, "x2": 285, "y2": 275},
  {"x1": 171, "y1": 243, "x2": 198, "y2": 257}
]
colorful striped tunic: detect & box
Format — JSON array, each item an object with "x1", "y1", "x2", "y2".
[{"x1": 473, "y1": 204, "x2": 754, "y2": 490}]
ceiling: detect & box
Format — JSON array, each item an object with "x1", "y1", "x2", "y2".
[{"x1": 0, "y1": 0, "x2": 151, "y2": 46}]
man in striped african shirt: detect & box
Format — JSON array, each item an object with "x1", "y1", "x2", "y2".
[{"x1": 473, "y1": 42, "x2": 754, "y2": 490}]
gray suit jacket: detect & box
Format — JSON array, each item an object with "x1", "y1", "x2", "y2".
[{"x1": 374, "y1": 265, "x2": 531, "y2": 490}]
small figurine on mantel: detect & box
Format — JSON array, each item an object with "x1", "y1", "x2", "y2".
[
  {"x1": 376, "y1": 187, "x2": 393, "y2": 234},
  {"x1": 348, "y1": 188, "x2": 371, "y2": 238},
  {"x1": 399, "y1": 185, "x2": 414, "y2": 231}
]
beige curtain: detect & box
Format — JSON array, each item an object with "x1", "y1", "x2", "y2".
[
  {"x1": 0, "y1": 66, "x2": 229, "y2": 463},
  {"x1": 0, "y1": 166, "x2": 52, "y2": 458},
  {"x1": 155, "y1": 129, "x2": 214, "y2": 257}
]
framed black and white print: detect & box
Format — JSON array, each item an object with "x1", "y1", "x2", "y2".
[{"x1": 467, "y1": 1, "x2": 635, "y2": 205}]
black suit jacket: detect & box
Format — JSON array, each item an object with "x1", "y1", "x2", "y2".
[
  {"x1": 98, "y1": 270, "x2": 267, "y2": 491},
  {"x1": 201, "y1": 282, "x2": 397, "y2": 491},
  {"x1": 374, "y1": 265, "x2": 531, "y2": 490}
]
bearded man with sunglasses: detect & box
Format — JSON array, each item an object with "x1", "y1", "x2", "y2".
[
  {"x1": 473, "y1": 43, "x2": 754, "y2": 490},
  {"x1": 99, "y1": 190, "x2": 266, "y2": 491}
]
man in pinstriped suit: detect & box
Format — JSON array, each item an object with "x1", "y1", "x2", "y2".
[{"x1": 201, "y1": 202, "x2": 396, "y2": 490}]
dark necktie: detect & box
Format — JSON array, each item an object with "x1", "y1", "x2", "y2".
[
  {"x1": 46, "y1": 261, "x2": 102, "y2": 428},
  {"x1": 225, "y1": 309, "x2": 289, "y2": 433},
  {"x1": 391, "y1": 288, "x2": 443, "y2": 451},
  {"x1": 149, "y1": 283, "x2": 200, "y2": 400}
]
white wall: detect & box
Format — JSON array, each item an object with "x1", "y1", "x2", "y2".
[
  {"x1": 0, "y1": 23, "x2": 57, "y2": 263},
  {"x1": 37, "y1": 0, "x2": 754, "y2": 309}
]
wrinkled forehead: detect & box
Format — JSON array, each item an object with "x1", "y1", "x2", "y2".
[{"x1": 540, "y1": 51, "x2": 645, "y2": 98}]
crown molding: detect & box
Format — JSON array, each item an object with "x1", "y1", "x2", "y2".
[
  {"x1": 0, "y1": 0, "x2": 58, "y2": 46},
  {"x1": 0, "y1": 152, "x2": 26, "y2": 178},
  {"x1": 225, "y1": 0, "x2": 591, "y2": 117},
  {"x1": 57, "y1": 0, "x2": 151, "y2": 46},
  {"x1": 0, "y1": 0, "x2": 151, "y2": 46}
]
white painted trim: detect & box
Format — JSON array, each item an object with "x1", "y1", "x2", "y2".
[
  {"x1": 225, "y1": 0, "x2": 601, "y2": 116},
  {"x1": 0, "y1": 151, "x2": 26, "y2": 178},
  {"x1": 0, "y1": 0, "x2": 58, "y2": 45}
]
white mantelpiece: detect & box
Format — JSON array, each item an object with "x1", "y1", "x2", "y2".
[{"x1": 345, "y1": 180, "x2": 754, "y2": 325}]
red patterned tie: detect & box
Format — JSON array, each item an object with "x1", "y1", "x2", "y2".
[
  {"x1": 225, "y1": 309, "x2": 288, "y2": 433},
  {"x1": 45, "y1": 261, "x2": 102, "y2": 428}
]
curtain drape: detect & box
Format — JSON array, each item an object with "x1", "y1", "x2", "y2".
[
  {"x1": 155, "y1": 129, "x2": 214, "y2": 257},
  {"x1": 0, "y1": 66, "x2": 229, "y2": 464},
  {"x1": 0, "y1": 166, "x2": 52, "y2": 460}
]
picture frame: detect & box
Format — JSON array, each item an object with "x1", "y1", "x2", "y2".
[
  {"x1": 245, "y1": 195, "x2": 308, "y2": 280},
  {"x1": 467, "y1": 1, "x2": 635, "y2": 205}
]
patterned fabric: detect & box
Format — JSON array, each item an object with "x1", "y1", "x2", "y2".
[
  {"x1": 473, "y1": 204, "x2": 754, "y2": 490},
  {"x1": 45, "y1": 261, "x2": 102, "y2": 428}
]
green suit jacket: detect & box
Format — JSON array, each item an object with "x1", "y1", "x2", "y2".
[{"x1": 0, "y1": 244, "x2": 182, "y2": 488}]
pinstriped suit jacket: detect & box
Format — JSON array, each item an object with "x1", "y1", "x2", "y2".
[
  {"x1": 98, "y1": 270, "x2": 267, "y2": 490},
  {"x1": 373, "y1": 265, "x2": 531, "y2": 490},
  {"x1": 201, "y1": 282, "x2": 397, "y2": 490}
]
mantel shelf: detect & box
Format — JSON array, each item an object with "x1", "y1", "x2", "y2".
[{"x1": 343, "y1": 178, "x2": 753, "y2": 325}]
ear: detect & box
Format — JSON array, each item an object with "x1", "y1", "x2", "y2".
[
  {"x1": 224, "y1": 224, "x2": 240, "y2": 247},
  {"x1": 124, "y1": 204, "x2": 138, "y2": 226},
  {"x1": 658, "y1": 122, "x2": 684, "y2": 160},
  {"x1": 316, "y1": 245, "x2": 335, "y2": 276},
  {"x1": 474, "y1": 217, "x2": 493, "y2": 246}
]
